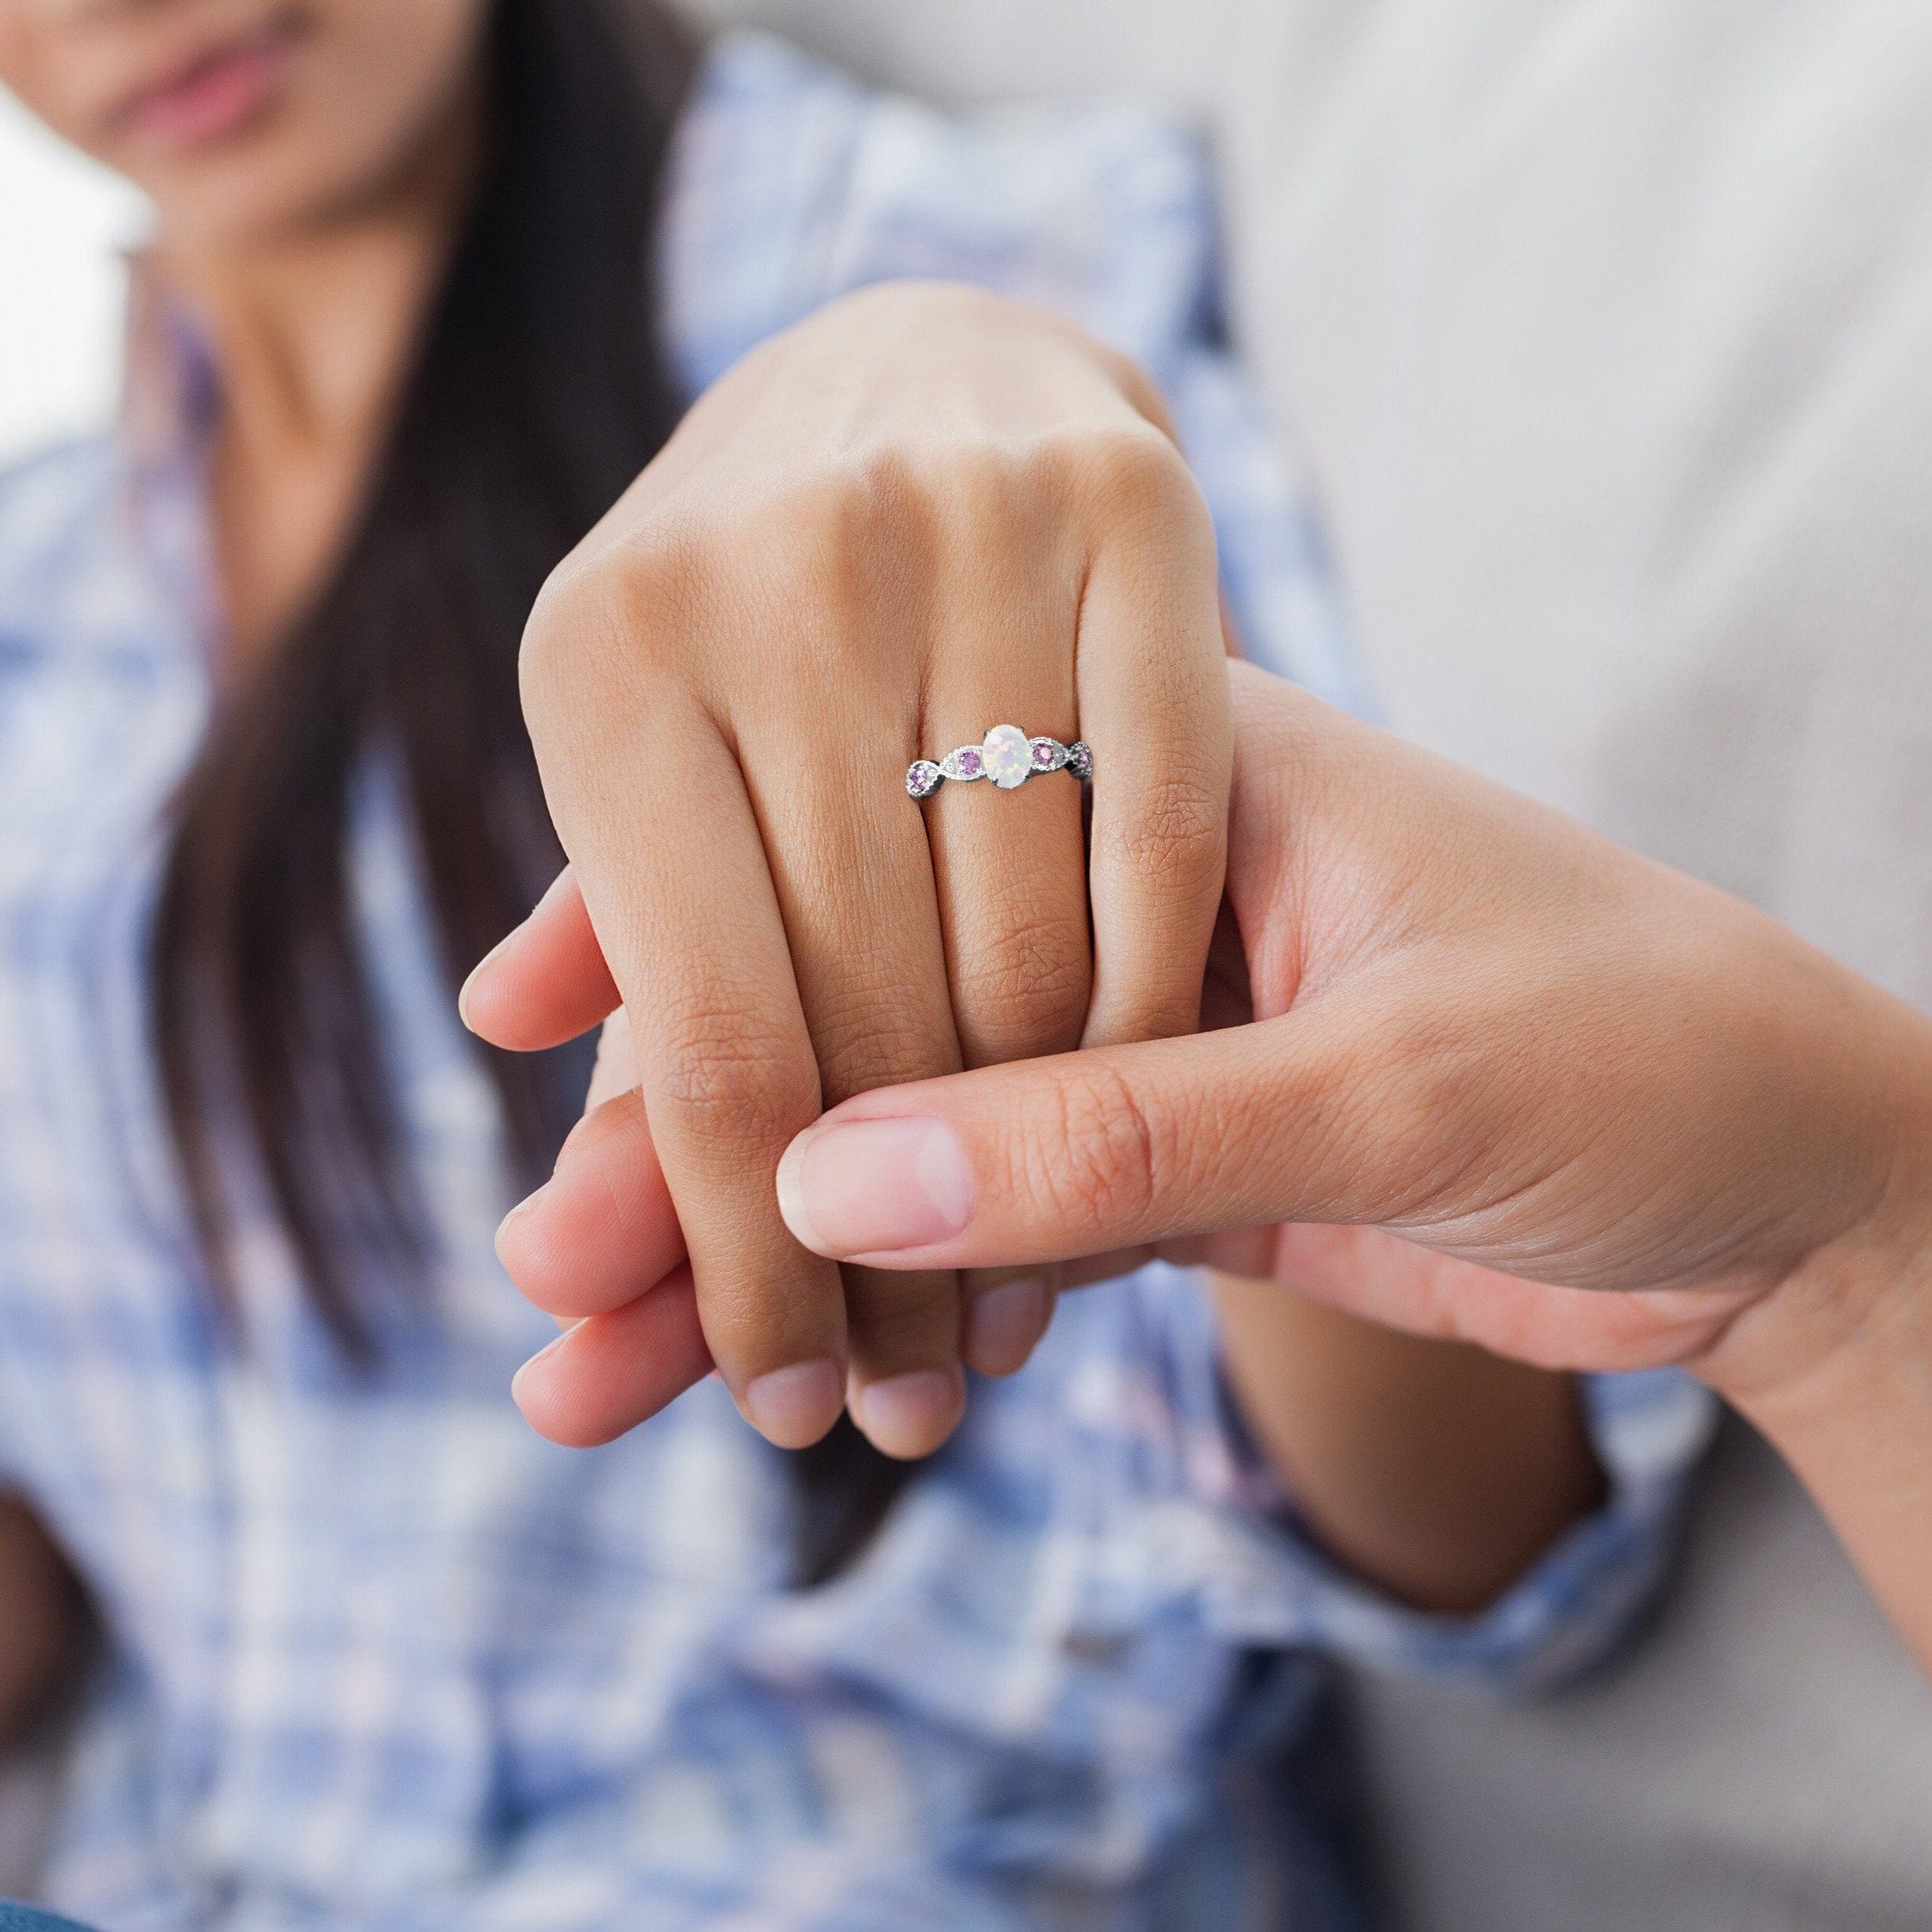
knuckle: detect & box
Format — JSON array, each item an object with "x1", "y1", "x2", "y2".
[
  {"x1": 1402, "y1": 1017, "x2": 1530, "y2": 1202},
  {"x1": 1060, "y1": 422, "x2": 1204, "y2": 537},
  {"x1": 769, "y1": 449, "x2": 923, "y2": 586},
  {"x1": 1013, "y1": 1058, "x2": 1170, "y2": 1235},
  {"x1": 748, "y1": 452, "x2": 933, "y2": 669},
  {"x1": 519, "y1": 555, "x2": 604, "y2": 701},
  {"x1": 953, "y1": 913, "x2": 1092, "y2": 1063},
  {"x1": 1117, "y1": 769, "x2": 1226, "y2": 889},
  {"x1": 926, "y1": 440, "x2": 1042, "y2": 531},
  {"x1": 812, "y1": 996, "x2": 953, "y2": 1105},
  {"x1": 1315, "y1": 994, "x2": 1515, "y2": 1222},
  {"x1": 519, "y1": 530, "x2": 705, "y2": 714},
  {"x1": 650, "y1": 984, "x2": 816, "y2": 1145}
]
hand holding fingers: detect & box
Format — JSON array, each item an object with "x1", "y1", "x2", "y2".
[
  {"x1": 467, "y1": 865, "x2": 1060, "y2": 1386},
  {"x1": 774, "y1": 658, "x2": 1926, "y2": 1379}
]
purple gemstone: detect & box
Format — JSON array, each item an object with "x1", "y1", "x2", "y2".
[
  {"x1": 1067, "y1": 742, "x2": 1093, "y2": 779},
  {"x1": 906, "y1": 760, "x2": 942, "y2": 798},
  {"x1": 1032, "y1": 739, "x2": 1056, "y2": 769},
  {"x1": 956, "y1": 747, "x2": 983, "y2": 778}
]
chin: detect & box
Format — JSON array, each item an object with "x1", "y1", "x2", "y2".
[{"x1": 149, "y1": 124, "x2": 432, "y2": 254}]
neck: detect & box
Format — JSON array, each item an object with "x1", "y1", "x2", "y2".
[
  {"x1": 180, "y1": 221, "x2": 444, "y2": 461},
  {"x1": 156, "y1": 89, "x2": 484, "y2": 657}
]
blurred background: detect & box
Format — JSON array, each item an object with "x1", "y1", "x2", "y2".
[{"x1": 0, "y1": 93, "x2": 142, "y2": 462}]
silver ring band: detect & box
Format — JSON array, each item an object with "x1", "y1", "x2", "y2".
[{"x1": 907, "y1": 724, "x2": 1093, "y2": 799}]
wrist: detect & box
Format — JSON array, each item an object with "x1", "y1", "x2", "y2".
[
  {"x1": 1696, "y1": 1021, "x2": 1932, "y2": 1667},
  {"x1": 1696, "y1": 966, "x2": 1932, "y2": 1407}
]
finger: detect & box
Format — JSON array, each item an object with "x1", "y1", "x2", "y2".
[
  {"x1": 511, "y1": 1266, "x2": 713, "y2": 1447},
  {"x1": 460, "y1": 865, "x2": 620, "y2": 1051},
  {"x1": 918, "y1": 527, "x2": 1091, "y2": 1376},
  {"x1": 1075, "y1": 445, "x2": 1231, "y2": 1047},
  {"x1": 496, "y1": 1083, "x2": 684, "y2": 1320},
  {"x1": 774, "y1": 1011, "x2": 1359, "y2": 1271},
  {"x1": 959, "y1": 1266, "x2": 1057, "y2": 1376},
  {"x1": 920, "y1": 521, "x2": 1091, "y2": 1070},
  {"x1": 585, "y1": 1004, "x2": 643, "y2": 1111},
  {"x1": 556, "y1": 704, "x2": 849, "y2": 1450},
  {"x1": 737, "y1": 706, "x2": 967, "y2": 1457},
  {"x1": 772, "y1": 1007, "x2": 1765, "y2": 1386}
]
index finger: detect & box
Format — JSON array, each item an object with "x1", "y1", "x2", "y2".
[{"x1": 533, "y1": 683, "x2": 851, "y2": 1450}]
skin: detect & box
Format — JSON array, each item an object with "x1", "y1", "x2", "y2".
[
  {"x1": 0, "y1": 0, "x2": 1608, "y2": 1739},
  {"x1": 473, "y1": 661, "x2": 1932, "y2": 1667},
  {"x1": 501, "y1": 993, "x2": 1603, "y2": 1615}
]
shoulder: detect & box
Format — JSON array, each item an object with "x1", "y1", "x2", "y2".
[{"x1": 658, "y1": 29, "x2": 1221, "y2": 398}]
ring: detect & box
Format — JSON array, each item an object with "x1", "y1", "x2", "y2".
[{"x1": 906, "y1": 724, "x2": 1093, "y2": 799}]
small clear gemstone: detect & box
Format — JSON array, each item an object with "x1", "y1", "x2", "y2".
[
  {"x1": 982, "y1": 724, "x2": 1033, "y2": 789},
  {"x1": 906, "y1": 760, "x2": 942, "y2": 798}
]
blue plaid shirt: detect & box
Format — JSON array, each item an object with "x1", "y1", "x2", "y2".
[{"x1": 0, "y1": 32, "x2": 1715, "y2": 1932}]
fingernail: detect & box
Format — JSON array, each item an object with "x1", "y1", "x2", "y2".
[
  {"x1": 493, "y1": 1184, "x2": 547, "y2": 1268},
  {"x1": 776, "y1": 1117, "x2": 973, "y2": 1258},
  {"x1": 509, "y1": 1326, "x2": 570, "y2": 1409},
  {"x1": 744, "y1": 1358, "x2": 845, "y2": 1450},
  {"x1": 963, "y1": 1278, "x2": 1050, "y2": 1378},
  {"x1": 457, "y1": 933, "x2": 512, "y2": 1033},
  {"x1": 853, "y1": 1369, "x2": 965, "y2": 1459}
]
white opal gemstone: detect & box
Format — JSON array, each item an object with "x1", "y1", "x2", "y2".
[{"x1": 981, "y1": 724, "x2": 1033, "y2": 790}]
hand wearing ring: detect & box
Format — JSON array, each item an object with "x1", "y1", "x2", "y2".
[
  {"x1": 907, "y1": 726, "x2": 1094, "y2": 798},
  {"x1": 489, "y1": 284, "x2": 1233, "y2": 1463}
]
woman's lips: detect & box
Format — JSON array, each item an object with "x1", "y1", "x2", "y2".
[{"x1": 117, "y1": 19, "x2": 301, "y2": 156}]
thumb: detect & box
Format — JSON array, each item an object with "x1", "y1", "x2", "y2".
[{"x1": 774, "y1": 1010, "x2": 1360, "y2": 1270}]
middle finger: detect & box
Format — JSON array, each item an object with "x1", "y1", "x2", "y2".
[{"x1": 738, "y1": 697, "x2": 969, "y2": 1460}]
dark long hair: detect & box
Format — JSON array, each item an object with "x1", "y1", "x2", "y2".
[{"x1": 150, "y1": 0, "x2": 906, "y2": 1584}]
